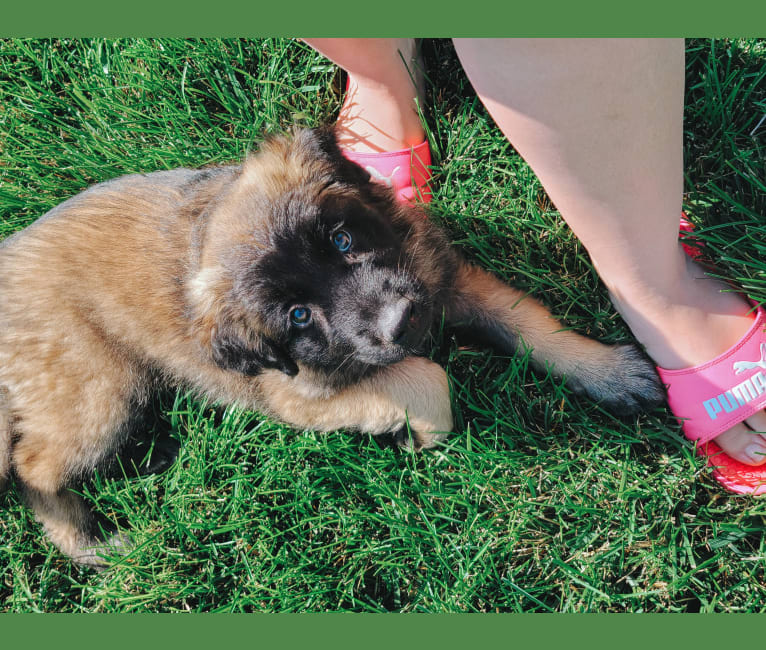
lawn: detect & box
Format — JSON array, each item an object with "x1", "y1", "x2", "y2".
[{"x1": 0, "y1": 38, "x2": 765, "y2": 612}]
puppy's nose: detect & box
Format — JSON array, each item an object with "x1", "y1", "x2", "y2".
[{"x1": 378, "y1": 297, "x2": 413, "y2": 344}]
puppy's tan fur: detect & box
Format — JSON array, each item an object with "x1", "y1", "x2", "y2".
[{"x1": 0, "y1": 128, "x2": 663, "y2": 566}]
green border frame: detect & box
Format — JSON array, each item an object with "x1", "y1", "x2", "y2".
[
  {"x1": 2, "y1": 0, "x2": 765, "y2": 635},
  {"x1": 2, "y1": 0, "x2": 766, "y2": 36},
  {"x1": 2, "y1": 613, "x2": 765, "y2": 644}
]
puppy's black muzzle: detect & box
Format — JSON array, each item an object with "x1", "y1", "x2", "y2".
[
  {"x1": 341, "y1": 264, "x2": 432, "y2": 366},
  {"x1": 378, "y1": 296, "x2": 413, "y2": 344}
]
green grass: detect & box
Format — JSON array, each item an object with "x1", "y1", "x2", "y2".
[{"x1": 1, "y1": 38, "x2": 765, "y2": 612}]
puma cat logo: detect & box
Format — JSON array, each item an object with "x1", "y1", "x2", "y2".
[
  {"x1": 365, "y1": 165, "x2": 400, "y2": 188},
  {"x1": 733, "y1": 343, "x2": 766, "y2": 375}
]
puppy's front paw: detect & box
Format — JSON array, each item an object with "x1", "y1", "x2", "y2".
[
  {"x1": 568, "y1": 344, "x2": 666, "y2": 416},
  {"x1": 377, "y1": 357, "x2": 453, "y2": 451}
]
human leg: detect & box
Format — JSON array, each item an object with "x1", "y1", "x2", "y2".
[
  {"x1": 303, "y1": 38, "x2": 425, "y2": 153},
  {"x1": 303, "y1": 38, "x2": 432, "y2": 202},
  {"x1": 453, "y1": 38, "x2": 766, "y2": 467}
]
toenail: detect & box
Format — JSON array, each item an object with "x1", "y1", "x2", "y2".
[{"x1": 745, "y1": 444, "x2": 766, "y2": 463}]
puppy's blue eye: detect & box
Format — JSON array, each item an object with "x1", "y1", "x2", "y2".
[
  {"x1": 332, "y1": 230, "x2": 352, "y2": 252},
  {"x1": 290, "y1": 306, "x2": 312, "y2": 327}
]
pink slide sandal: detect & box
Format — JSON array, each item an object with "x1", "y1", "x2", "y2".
[
  {"x1": 658, "y1": 217, "x2": 766, "y2": 494},
  {"x1": 342, "y1": 141, "x2": 432, "y2": 204}
]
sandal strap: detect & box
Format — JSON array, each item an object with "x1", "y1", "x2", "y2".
[
  {"x1": 657, "y1": 303, "x2": 766, "y2": 443},
  {"x1": 342, "y1": 140, "x2": 432, "y2": 203}
]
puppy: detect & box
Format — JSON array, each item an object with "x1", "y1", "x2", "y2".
[{"x1": 0, "y1": 128, "x2": 665, "y2": 566}]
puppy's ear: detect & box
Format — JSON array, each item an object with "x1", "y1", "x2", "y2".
[
  {"x1": 211, "y1": 327, "x2": 298, "y2": 377},
  {"x1": 306, "y1": 126, "x2": 373, "y2": 187}
]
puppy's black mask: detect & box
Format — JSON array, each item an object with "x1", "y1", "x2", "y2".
[{"x1": 212, "y1": 129, "x2": 442, "y2": 388}]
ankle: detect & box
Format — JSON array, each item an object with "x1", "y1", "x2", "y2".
[
  {"x1": 336, "y1": 77, "x2": 425, "y2": 153},
  {"x1": 606, "y1": 255, "x2": 755, "y2": 370}
]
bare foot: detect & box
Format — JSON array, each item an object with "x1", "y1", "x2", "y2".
[{"x1": 607, "y1": 247, "x2": 766, "y2": 466}]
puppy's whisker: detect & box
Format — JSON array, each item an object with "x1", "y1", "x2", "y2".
[{"x1": 325, "y1": 349, "x2": 359, "y2": 383}]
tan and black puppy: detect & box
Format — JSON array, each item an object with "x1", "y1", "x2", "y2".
[{"x1": 0, "y1": 128, "x2": 664, "y2": 566}]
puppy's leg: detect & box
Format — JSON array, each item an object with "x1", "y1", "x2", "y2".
[
  {"x1": 21, "y1": 486, "x2": 131, "y2": 567},
  {"x1": 8, "y1": 344, "x2": 141, "y2": 567},
  {"x1": 447, "y1": 262, "x2": 665, "y2": 415},
  {"x1": 13, "y1": 404, "x2": 136, "y2": 567},
  {"x1": 14, "y1": 431, "x2": 132, "y2": 568},
  {"x1": 258, "y1": 356, "x2": 452, "y2": 449}
]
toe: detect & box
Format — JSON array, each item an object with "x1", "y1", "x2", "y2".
[
  {"x1": 714, "y1": 418, "x2": 766, "y2": 466},
  {"x1": 744, "y1": 410, "x2": 766, "y2": 435}
]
